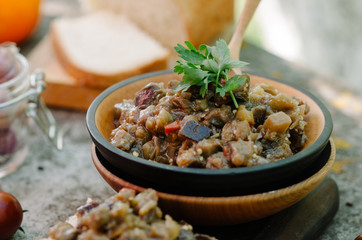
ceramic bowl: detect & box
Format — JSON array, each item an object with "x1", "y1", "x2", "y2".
[
  {"x1": 86, "y1": 70, "x2": 333, "y2": 196},
  {"x1": 92, "y1": 139, "x2": 335, "y2": 225}
]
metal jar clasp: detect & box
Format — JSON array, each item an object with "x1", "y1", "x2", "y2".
[{"x1": 25, "y1": 70, "x2": 63, "y2": 150}]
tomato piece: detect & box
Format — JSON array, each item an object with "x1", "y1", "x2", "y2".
[
  {"x1": 0, "y1": 191, "x2": 23, "y2": 240},
  {"x1": 223, "y1": 146, "x2": 231, "y2": 161},
  {"x1": 164, "y1": 120, "x2": 181, "y2": 134}
]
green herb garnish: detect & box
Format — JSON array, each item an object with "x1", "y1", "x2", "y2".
[{"x1": 173, "y1": 39, "x2": 248, "y2": 108}]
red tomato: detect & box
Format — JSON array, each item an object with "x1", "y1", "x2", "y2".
[{"x1": 0, "y1": 191, "x2": 23, "y2": 240}]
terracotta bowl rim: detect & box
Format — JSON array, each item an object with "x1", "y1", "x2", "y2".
[{"x1": 86, "y1": 70, "x2": 333, "y2": 177}]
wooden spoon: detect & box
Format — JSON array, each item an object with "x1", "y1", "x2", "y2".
[{"x1": 229, "y1": 0, "x2": 261, "y2": 74}]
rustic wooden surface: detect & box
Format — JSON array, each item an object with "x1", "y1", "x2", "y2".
[
  {"x1": 1, "y1": 0, "x2": 361, "y2": 239},
  {"x1": 195, "y1": 177, "x2": 339, "y2": 240}
]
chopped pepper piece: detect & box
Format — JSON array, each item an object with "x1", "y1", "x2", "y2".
[{"x1": 164, "y1": 120, "x2": 181, "y2": 134}]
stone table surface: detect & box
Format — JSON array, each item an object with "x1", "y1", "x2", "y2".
[{"x1": 1, "y1": 1, "x2": 362, "y2": 239}]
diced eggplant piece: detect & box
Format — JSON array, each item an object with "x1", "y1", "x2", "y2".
[
  {"x1": 221, "y1": 120, "x2": 250, "y2": 141},
  {"x1": 142, "y1": 140, "x2": 156, "y2": 160},
  {"x1": 251, "y1": 105, "x2": 266, "y2": 126},
  {"x1": 206, "y1": 152, "x2": 230, "y2": 169},
  {"x1": 167, "y1": 79, "x2": 180, "y2": 89},
  {"x1": 170, "y1": 108, "x2": 187, "y2": 121},
  {"x1": 196, "y1": 138, "x2": 222, "y2": 157},
  {"x1": 288, "y1": 104, "x2": 307, "y2": 129},
  {"x1": 229, "y1": 140, "x2": 254, "y2": 167},
  {"x1": 263, "y1": 111, "x2": 292, "y2": 134},
  {"x1": 259, "y1": 83, "x2": 278, "y2": 96},
  {"x1": 235, "y1": 105, "x2": 255, "y2": 125},
  {"x1": 135, "y1": 126, "x2": 151, "y2": 144},
  {"x1": 262, "y1": 141, "x2": 293, "y2": 161},
  {"x1": 195, "y1": 99, "x2": 208, "y2": 111},
  {"x1": 146, "y1": 109, "x2": 173, "y2": 134},
  {"x1": 267, "y1": 93, "x2": 298, "y2": 110},
  {"x1": 110, "y1": 128, "x2": 135, "y2": 150},
  {"x1": 289, "y1": 128, "x2": 308, "y2": 153},
  {"x1": 203, "y1": 105, "x2": 233, "y2": 127},
  {"x1": 176, "y1": 146, "x2": 205, "y2": 168},
  {"x1": 135, "y1": 83, "x2": 162, "y2": 108},
  {"x1": 113, "y1": 102, "x2": 139, "y2": 126},
  {"x1": 248, "y1": 85, "x2": 266, "y2": 104},
  {"x1": 155, "y1": 109, "x2": 173, "y2": 132},
  {"x1": 142, "y1": 136, "x2": 165, "y2": 161},
  {"x1": 179, "y1": 119, "x2": 211, "y2": 141},
  {"x1": 255, "y1": 156, "x2": 270, "y2": 165},
  {"x1": 138, "y1": 105, "x2": 156, "y2": 125},
  {"x1": 114, "y1": 102, "x2": 134, "y2": 120},
  {"x1": 170, "y1": 96, "x2": 193, "y2": 114}
]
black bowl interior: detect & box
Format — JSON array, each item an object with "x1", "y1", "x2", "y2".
[
  {"x1": 95, "y1": 140, "x2": 332, "y2": 197},
  {"x1": 86, "y1": 70, "x2": 333, "y2": 196}
]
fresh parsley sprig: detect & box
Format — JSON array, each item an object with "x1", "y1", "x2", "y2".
[{"x1": 173, "y1": 39, "x2": 248, "y2": 108}]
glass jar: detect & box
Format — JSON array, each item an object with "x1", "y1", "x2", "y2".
[{"x1": 0, "y1": 43, "x2": 62, "y2": 178}]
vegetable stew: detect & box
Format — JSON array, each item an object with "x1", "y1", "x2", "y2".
[{"x1": 110, "y1": 76, "x2": 309, "y2": 169}]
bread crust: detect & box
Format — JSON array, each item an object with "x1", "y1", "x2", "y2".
[{"x1": 50, "y1": 21, "x2": 169, "y2": 89}]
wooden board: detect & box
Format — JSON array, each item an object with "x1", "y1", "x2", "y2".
[
  {"x1": 194, "y1": 177, "x2": 339, "y2": 240},
  {"x1": 27, "y1": 36, "x2": 104, "y2": 111}
]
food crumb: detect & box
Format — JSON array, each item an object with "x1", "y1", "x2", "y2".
[
  {"x1": 38, "y1": 166, "x2": 44, "y2": 171},
  {"x1": 346, "y1": 201, "x2": 353, "y2": 207},
  {"x1": 132, "y1": 151, "x2": 139, "y2": 157}
]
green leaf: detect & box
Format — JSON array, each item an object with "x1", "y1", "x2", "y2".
[
  {"x1": 212, "y1": 39, "x2": 231, "y2": 66},
  {"x1": 202, "y1": 59, "x2": 219, "y2": 73},
  {"x1": 216, "y1": 75, "x2": 248, "y2": 97},
  {"x1": 224, "y1": 59, "x2": 249, "y2": 69},
  {"x1": 174, "y1": 67, "x2": 208, "y2": 93},
  {"x1": 173, "y1": 40, "x2": 249, "y2": 108},
  {"x1": 183, "y1": 67, "x2": 208, "y2": 84},
  {"x1": 185, "y1": 41, "x2": 197, "y2": 51},
  {"x1": 174, "y1": 61, "x2": 185, "y2": 74},
  {"x1": 174, "y1": 42, "x2": 205, "y2": 65},
  {"x1": 199, "y1": 44, "x2": 213, "y2": 58}
]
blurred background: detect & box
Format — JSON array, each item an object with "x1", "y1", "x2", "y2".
[
  {"x1": 2, "y1": 0, "x2": 360, "y2": 93},
  {"x1": 239, "y1": 0, "x2": 362, "y2": 94},
  {"x1": 1, "y1": 0, "x2": 361, "y2": 118}
]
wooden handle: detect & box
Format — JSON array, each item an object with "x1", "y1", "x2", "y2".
[{"x1": 229, "y1": 0, "x2": 261, "y2": 61}]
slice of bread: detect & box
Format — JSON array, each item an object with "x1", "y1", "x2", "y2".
[
  {"x1": 80, "y1": 0, "x2": 234, "y2": 49},
  {"x1": 50, "y1": 11, "x2": 170, "y2": 89}
]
